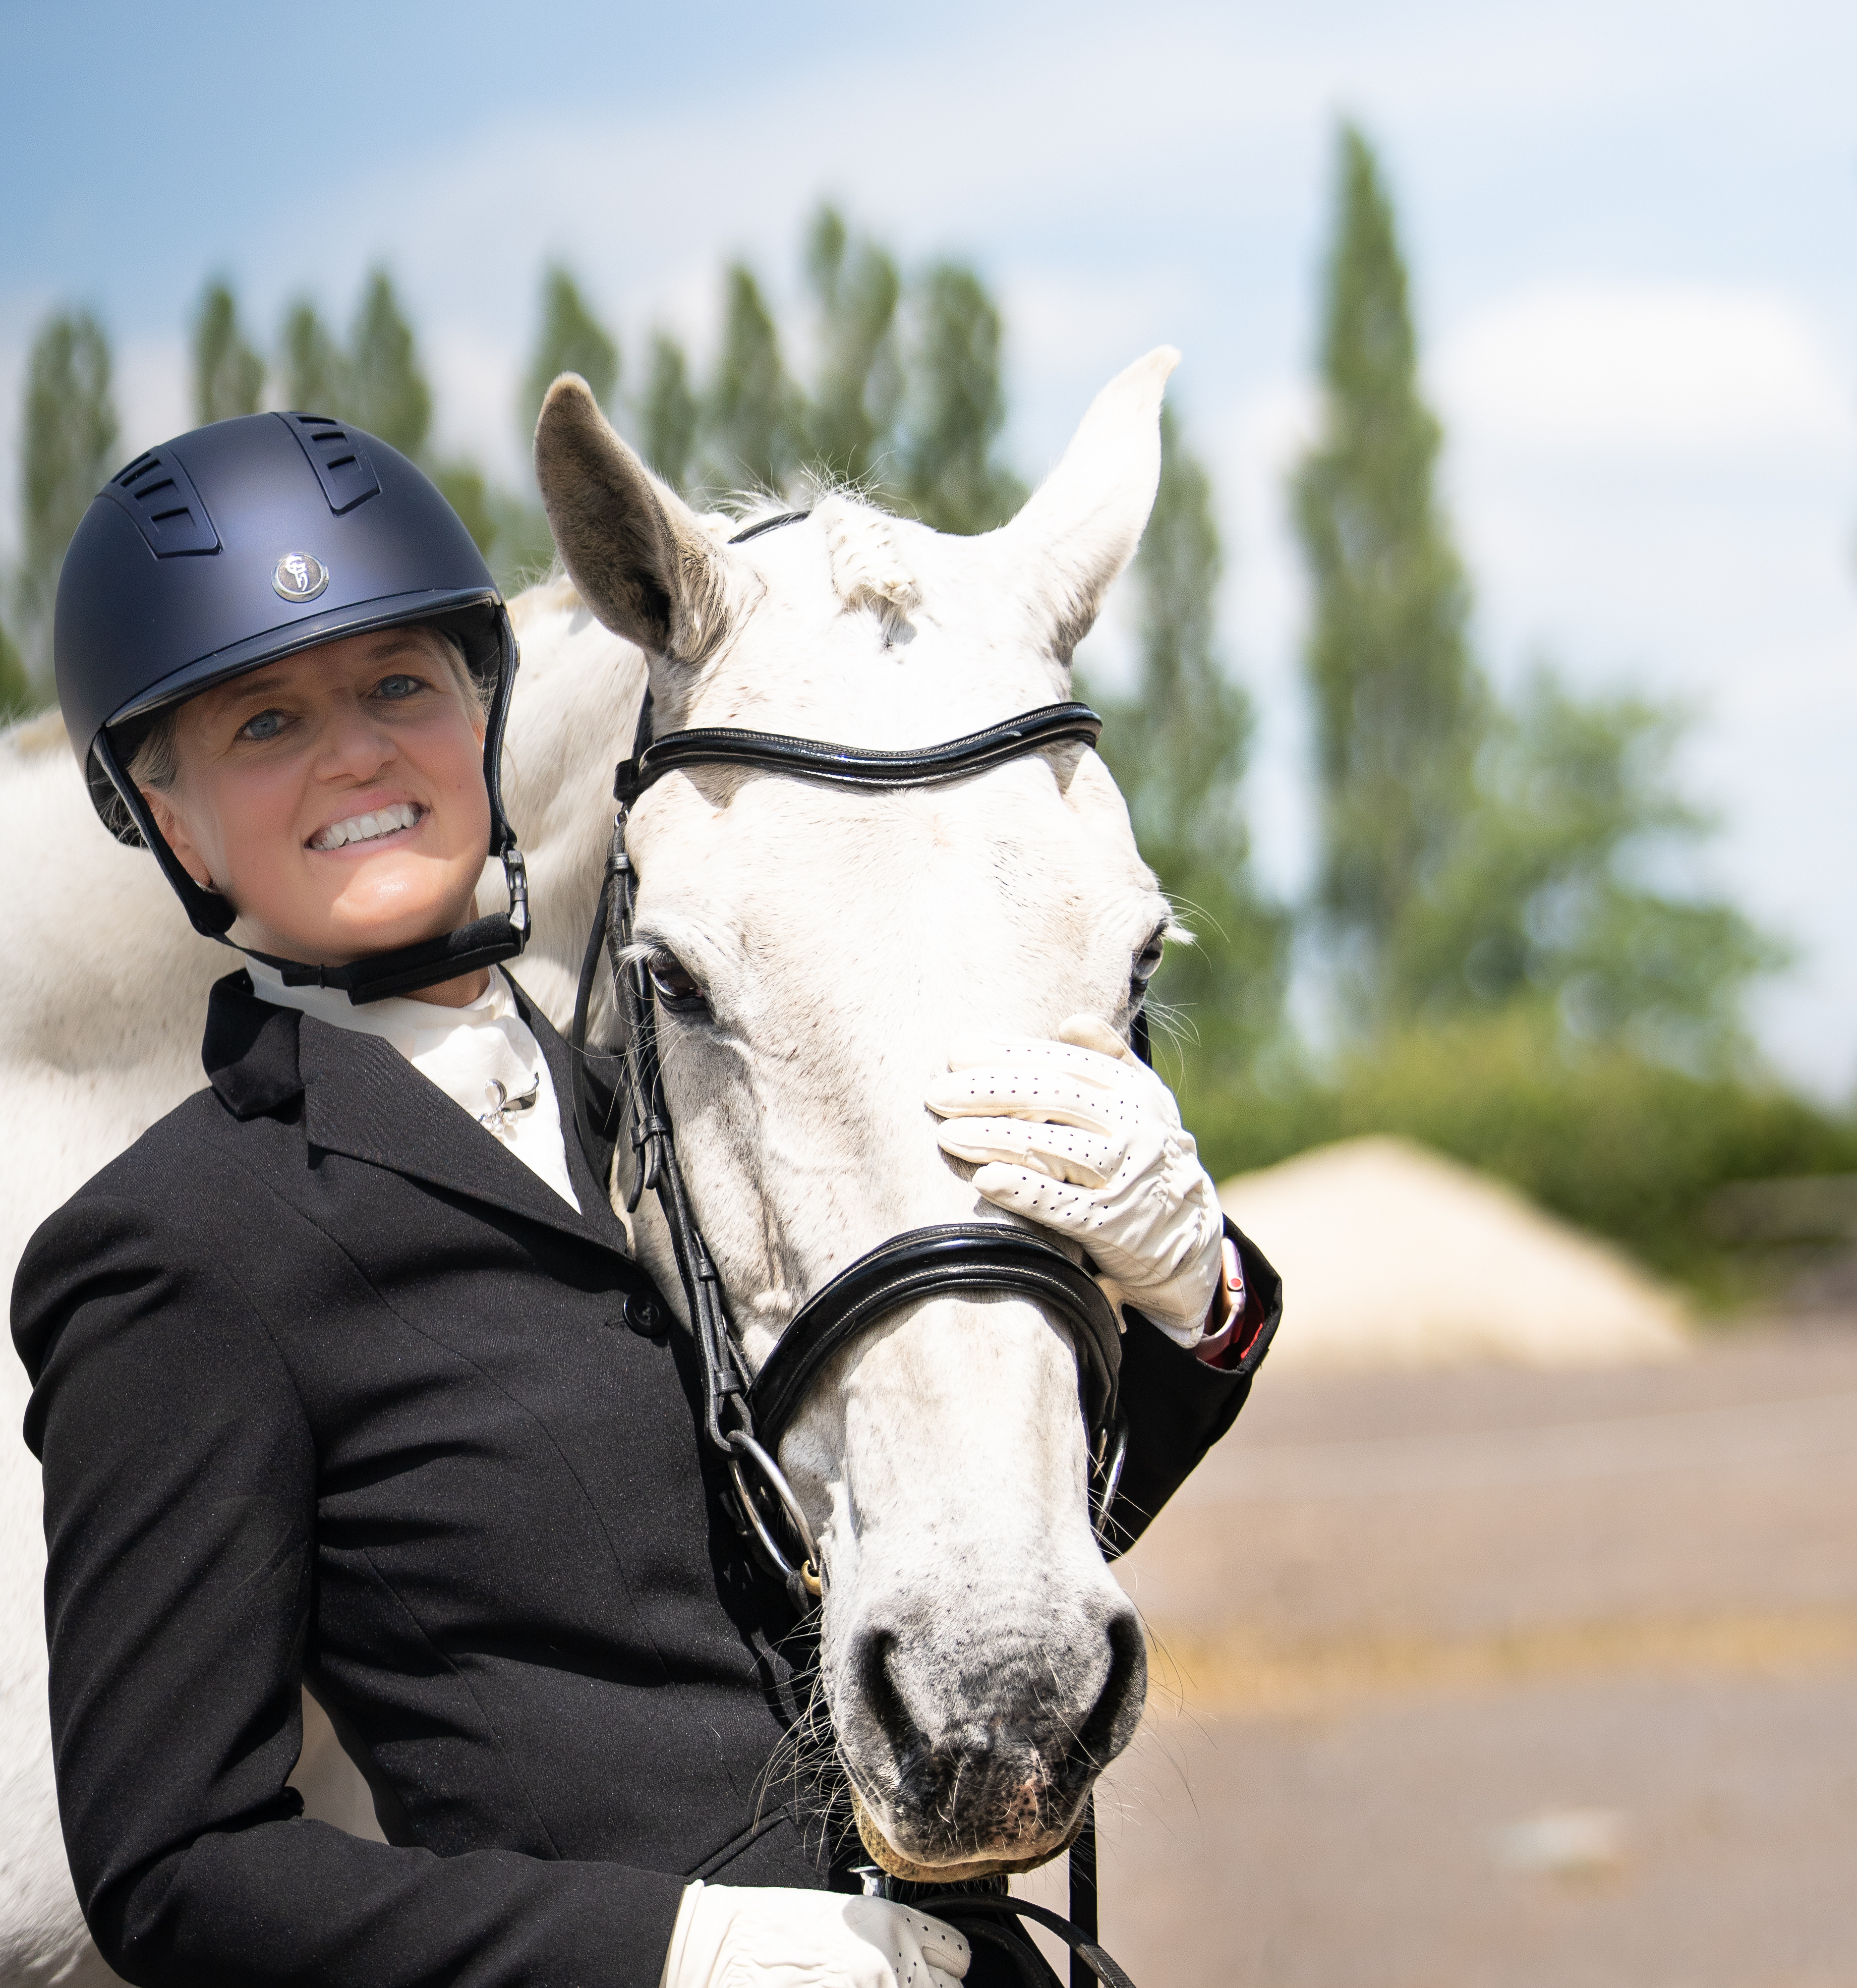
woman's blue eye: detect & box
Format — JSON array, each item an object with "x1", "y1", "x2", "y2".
[
  {"x1": 376, "y1": 674, "x2": 424, "y2": 699},
  {"x1": 241, "y1": 710, "x2": 286, "y2": 742}
]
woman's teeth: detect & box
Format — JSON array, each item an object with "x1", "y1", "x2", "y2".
[{"x1": 310, "y1": 803, "x2": 422, "y2": 851}]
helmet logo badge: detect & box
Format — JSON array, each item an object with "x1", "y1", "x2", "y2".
[{"x1": 273, "y1": 552, "x2": 329, "y2": 603}]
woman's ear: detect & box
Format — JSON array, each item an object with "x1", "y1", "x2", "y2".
[{"x1": 142, "y1": 785, "x2": 215, "y2": 891}]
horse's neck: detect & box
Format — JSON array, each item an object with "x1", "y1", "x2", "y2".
[
  {"x1": 498, "y1": 578, "x2": 650, "y2": 1031},
  {"x1": 0, "y1": 717, "x2": 225, "y2": 1094}
]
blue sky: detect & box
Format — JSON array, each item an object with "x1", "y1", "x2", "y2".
[{"x1": 6, "y1": 0, "x2": 1855, "y2": 1090}]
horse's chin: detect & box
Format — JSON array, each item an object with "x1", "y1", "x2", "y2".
[{"x1": 849, "y1": 1785, "x2": 1083, "y2": 1885}]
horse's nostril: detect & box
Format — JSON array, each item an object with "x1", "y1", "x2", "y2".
[
  {"x1": 854, "y1": 1624, "x2": 918, "y2": 1761},
  {"x1": 1071, "y1": 1603, "x2": 1147, "y2": 1777}
]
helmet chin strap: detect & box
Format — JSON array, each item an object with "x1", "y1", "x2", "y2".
[
  {"x1": 236, "y1": 846, "x2": 530, "y2": 1003},
  {"x1": 92, "y1": 725, "x2": 531, "y2": 1008}
]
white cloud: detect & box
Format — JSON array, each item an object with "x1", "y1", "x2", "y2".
[
  {"x1": 427, "y1": 327, "x2": 525, "y2": 483},
  {"x1": 114, "y1": 333, "x2": 190, "y2": 463},
  {"x1": 1434, "y1": 283, "x2": 1856, "y2": 461}
]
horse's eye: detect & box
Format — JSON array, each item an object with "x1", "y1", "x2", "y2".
[
  {"x1": 647, "y1": 950, "x2": 709, "y2": 1015},
  {"x1": 1132, "y1": 933, "x2": 1166, "y2": 989}
]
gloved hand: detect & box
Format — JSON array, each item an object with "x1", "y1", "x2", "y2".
[
  {"x1": 925, "y1": 1014, "x2": 1228, "y2": 1346},
  {"x1": 659, "y1": 1882, "x2": 969, "y2": 1988}
]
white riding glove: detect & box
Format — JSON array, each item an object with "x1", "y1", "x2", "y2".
[
  {"x1": 926, "y1": 1014, "x2": 1228, "y2": 1347},
  {"x1": 659, "y1": 1882, "x2": 969, "y2": 1988}
]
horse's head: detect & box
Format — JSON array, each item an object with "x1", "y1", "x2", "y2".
[{"x1": 534, "y1": 352, "x2": 1177, "y2": 1880}]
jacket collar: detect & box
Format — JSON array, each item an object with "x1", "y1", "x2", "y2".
[
  {"x1": 203, "y1": 974, "x2": 306, "y2": 1118},
  {"x1": 202, "y1": 970, "x2": 634, "y2": 1261}
]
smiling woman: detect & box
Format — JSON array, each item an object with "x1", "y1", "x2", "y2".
[{"x1": 130, "y1": 626, "x2": 495, "y2": 991}]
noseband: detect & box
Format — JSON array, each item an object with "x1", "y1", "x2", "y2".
[{"x1": 572, "y1": 687, "x2": 1131, "y2": 1609}]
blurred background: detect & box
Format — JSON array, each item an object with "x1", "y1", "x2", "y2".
[{"x1": 6, "y1": 2, "x2": 1855, "y2": 1979}]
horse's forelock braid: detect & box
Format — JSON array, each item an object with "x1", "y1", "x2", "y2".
[{"x1": 817, "y1": 495, "x2": 920, "y2": 623}]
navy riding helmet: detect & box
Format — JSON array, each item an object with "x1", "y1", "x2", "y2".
[{"x1": 55, "y1": 411, "x2": 528, "y2": 1003}]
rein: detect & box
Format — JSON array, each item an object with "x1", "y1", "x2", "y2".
[{"x1": 567, "y1": 523, "x2": 1146, "y2": 1985}]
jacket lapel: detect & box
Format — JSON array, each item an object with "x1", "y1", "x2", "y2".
[
  {"x1": 204, "y1": 972, "x2": 628, "y2": 1257},
  {"x1": 507, "y1": 975, "x2": 632, "y2": 1255}
]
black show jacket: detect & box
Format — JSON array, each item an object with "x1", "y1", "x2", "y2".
[{"x1": 13, "y1": 973, "x2": 1278, "y2": 1988}]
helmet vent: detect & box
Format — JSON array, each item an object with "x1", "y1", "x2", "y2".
[
  {"x1": 279, "y1": 411, "x2": 382, "y2": 516},
  {"x1": 97, "y1": 448, "x2": 221, "y2": 557}
]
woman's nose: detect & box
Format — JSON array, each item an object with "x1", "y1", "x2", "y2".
[{"x1": 314, "y1": 700, "x2": 398, "y2": 779}]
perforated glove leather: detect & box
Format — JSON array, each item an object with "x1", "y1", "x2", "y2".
[
  {"x1": 926, "y1": 1014, "x2": 1226, "y2": 1346},
  {"x1": 658, "y1": 1882, "x2": 969, "y2": 1988}
]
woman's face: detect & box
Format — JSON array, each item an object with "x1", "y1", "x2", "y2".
[{"x1": 145, "y1": 626, "x2": 491, "y2": 970}]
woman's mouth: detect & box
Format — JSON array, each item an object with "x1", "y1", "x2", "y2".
[{"x1": 308, "y1": 802, "x2": 425, "y2": 851}]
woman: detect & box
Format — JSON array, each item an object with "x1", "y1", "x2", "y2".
[{"x1": 14, "y1": 413, "x2": 1278, "y2": 1988}]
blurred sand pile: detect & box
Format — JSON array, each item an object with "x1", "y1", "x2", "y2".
[{"x1": 1222, "y1": 1135, "x2": 1690, "y2": 1368}]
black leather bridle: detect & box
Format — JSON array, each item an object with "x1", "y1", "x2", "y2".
[
  {"x1": 572, "y1": 691, "x2": 1132, "y2": 1603},
  {"x1": 567, "y1": 520, "x2": 1149, "y2": 1986}
]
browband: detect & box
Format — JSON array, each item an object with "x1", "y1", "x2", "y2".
[{"x1": 614, "y1": 701, "x2": 1104, "y2": 810}]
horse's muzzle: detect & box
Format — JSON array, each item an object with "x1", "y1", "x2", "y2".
[{"x1": 842, "y1": 1591, "x2": 1147, "y2": 1875}]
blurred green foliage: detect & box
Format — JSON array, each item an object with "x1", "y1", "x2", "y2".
[
  {"x1": 1291, "y1": 125, "x2": 1780, "y2": 1077},
  {"x1": 1293, "y1": 124, "x2": 1479, "y2": 1028},
  {"x1": 1190, "y1": 1008, "x2": 1857, "y2": 1302},
  {"x1": 0, "y1": 618, "x2": 32, "y2": 720},
  {"x1": 701, "y1": 265, "x2": 803, "y2": 495},
  {"x1": 805, "y1": 207, "x2": 902, "y2": 491},
  {"x1": 663, "y1": 207, "x2": 1025, "y2": 531},
  {"x1": 191, "y1": 280, "x2": 265, "y2": 425},
  {"x1": 16, "y1": 311, "x2": 118, "y2": 686},
  {"x1": 896, "y1": 265, "x2": 1026, "y2": 534},
  {"x1": 1245, "y1": 121, "x2": 1834, "y2": 1294},
  {"x1": 1389, "y1": 669, "x2": 1787, "y2": 1066},
  {"x1": 1084, "y1": 403, "x2": 1290, "y2": 1104},
  {"x1": 520, "y1": 266, "x2": 618, "y2": 442},
  {"x1": 346, "y1": 269, "x2": 432, "y2": 461},
  {"x1": 280, "y1": 298, "x2": 347, "y2": 414},
  {"x1": 639, "y1": 332, "x2": 701, "y2": 494}
]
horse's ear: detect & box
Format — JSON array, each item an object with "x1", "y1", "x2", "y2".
[
  {"x1": 995, "y1": 347, "x2": 1179, "y2": 665},
  {"x1": 534, "y1": 374, "x2": 740, "y2": 664}
]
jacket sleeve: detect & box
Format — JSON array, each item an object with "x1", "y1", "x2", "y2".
[
  {"x1": 1100, "y1": 1218, "x2": 1281, "y2": 1557},
  {"x1": 13, "y1": 1188, "x2": 686, "y2": 1988}
]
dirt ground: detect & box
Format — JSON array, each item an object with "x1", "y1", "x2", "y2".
[{"x1": 1013, "y1": 1327, "x2": 1857, "y2": 1987}]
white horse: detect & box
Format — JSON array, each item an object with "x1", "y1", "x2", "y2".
[{"x1": 0, "y1": 349, "x2": 1180, "y2": 1983}]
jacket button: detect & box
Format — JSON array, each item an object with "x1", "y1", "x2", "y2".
[{"x1": 623, "y1": 1293, "x2": 667, "y2": 1341}]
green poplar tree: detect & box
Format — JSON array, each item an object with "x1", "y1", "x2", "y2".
[
  {"x1": 347, "y1": 269, "x2": 432, "y2": 460},
  {"x1": 805, "y1": 204, "x2": 902, "y2": 491},
  {"x1": 191, "y1": 280, "x2": 264, "y2": 425},
  {"x1": 702, "y1": 265, "x2": 800, "y2": 494},
  {"x1": 900, "y1": 264, "x2": 1025, "y2": 535},
  {"x1": 280, "y1": 300, "x2": 348, "y2": 413},
  {"x1": 640, "y1": 332, "x2": 700, "y2": 493},
  {"x1": 1292, "y1": 123, "x2": 1480, "y2": 1026},
  {"x1": 17, "y1": 310, "x2": 119, "y2": 681},
  {"x1": 426, "y1": 462, "x2": 500, "y2": 561},
  {"x1": 1088, "y1": 405, "x2": 1287, "y2": 1093},
  {"x1": 1387, "y1": 668, "x2": 1784, "y2": 1066},
  {"x1": 520, "y1": 266, "x2": 618, "y2": 441},
  {"x1": 0, "y1": 619, "x2": 32, "y2": 720}
]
